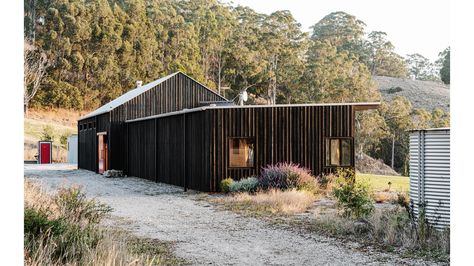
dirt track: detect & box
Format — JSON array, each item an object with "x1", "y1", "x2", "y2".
[{"x1": 25, "y1": 164, "x2": 439, "y2": 266}]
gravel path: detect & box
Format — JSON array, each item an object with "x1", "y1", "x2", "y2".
[{"x1": 24, "y1": 164, "x2": 440, "y2": 266}]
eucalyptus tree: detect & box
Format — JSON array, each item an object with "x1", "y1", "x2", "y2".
[{"x1": 365, "y1": 31, "x2": 407, "y2": 78}]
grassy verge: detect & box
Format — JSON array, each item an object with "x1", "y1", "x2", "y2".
[
  {"x1": 211, "y1": 189, "x2": 316, "y2": 217},
  {"x1": 24, "y1": 180, "x2": 186, "y2": 265},
  {"x1": 356, "y1": 173, "x2": 409, "y2": 192},
  {"x1": 207, "y1": 178, "x2": 448, "y2": 263}
]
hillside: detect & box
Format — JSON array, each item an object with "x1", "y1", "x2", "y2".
[
  {"x1": 24, "y1": 109, "x2": 82, "y2": 162},
  {"x1": 373, "y1": 76, "x2": 450, "y2": 111}
]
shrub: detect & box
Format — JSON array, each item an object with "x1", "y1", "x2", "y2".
[
  {"x1": 332, "y1": 168, "x2": 374, "y2": 218},
  {"x1": 24, "y1": 184, "x2": 111, "y2": 264},
  {"x1": 220, "y1": 178, "x2": 234, "y2": 193},
  {"x1": 259, "y1": 162, "x2": 317, "y2": 192},
  {"x1": 24, "y1": 208, "x2": 65, "y2": 237},
  {"x1": 41, "y1": 125, "x2": 55, "y2": 141},
  {"x1": 295, "y1": 172, "x2": 319, "y2": 194},
  {"x1": 229, "y1": 177, "x2": 259, "y2": 193},
  {"x1": 59, "y1": 131, "x2": 71, "y2": 147},
  {"x1": 317, "y1": 173, "x2": 337, "y2": 196}
]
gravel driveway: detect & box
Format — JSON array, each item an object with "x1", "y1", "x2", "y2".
[{"x1": 24, "y1": 164, "x2": 440, "y2": 266}]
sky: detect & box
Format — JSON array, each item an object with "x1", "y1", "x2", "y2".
[{"x1": 221, "y1": 0, "x2": 450, "y2": 62}]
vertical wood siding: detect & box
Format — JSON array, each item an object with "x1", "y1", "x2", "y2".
[
  {"x1": 125, "y1": 105, "x2": 354, "y2": 192},
  {"x1": 127, "y1": 112, "x2": 208, "y2": 190},
  {"x1": 79, "y1": 72, "x2": 225, "y2": 173},
  {"x1": 207, "y1": 105, "x2": 354, "y2": 191}
]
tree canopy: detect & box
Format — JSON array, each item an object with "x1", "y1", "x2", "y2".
[{"x1": 24, "y1": 1, "x2": 449, "y2": 174}]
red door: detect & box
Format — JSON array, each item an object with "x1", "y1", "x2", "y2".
[{"x1": 40, "y1": 142, "x2": 51, "y2": 164}]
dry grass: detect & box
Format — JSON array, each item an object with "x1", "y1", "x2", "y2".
[
  {"x1": 215, "y1": 189, "x2": 316, "y2": 216},
  {"x1": 290, "y1": 206, "x2": 450, "y2": 262},
  {"x1": 25, "y1": 108, "x2": 85, "y2": 128},
  {"x1": 24, "y1": 180, "x2": 185, "y2": 266},
  {"x1": 24, "y1": 108, "x2": 79, "y2": 162},
  {"x1": 373, "y1": 191, "x2": 398, "y2": 204}
]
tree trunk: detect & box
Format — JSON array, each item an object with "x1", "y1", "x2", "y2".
[{"x1": 391, "y1": 135, "x2": 395, "y2": 169}]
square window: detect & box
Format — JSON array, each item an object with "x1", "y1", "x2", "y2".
[
  {"x1": 229, "y1": 138, "x2": 255, "y2": 168},
  {"x1": 326, "y1": 138, "x2": 352, "y2": 167}
]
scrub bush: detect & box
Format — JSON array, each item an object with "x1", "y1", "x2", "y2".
[
  {"x1": 41, "y1": 125, "x2": 55, "y2": 141},
  {"x1": 229, "y1": 177, "x2": 259, "y2": 193},
  {"x1": 332, "y1": 168, "x2": 374, "y2": 218},
  {"x1": 259, "y1": 163, "x2": 317, "y2": 192},
  {"x1": 220, "y1": 178, "x2": 234, "y2": 193}
]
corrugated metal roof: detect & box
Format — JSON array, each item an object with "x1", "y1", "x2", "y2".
[
  {"x1": 125, "y1": 102, "x2": 381, "y2": 123},
  {"x1": 80, "y1": 72, "x2": 179, "y2": 120}
]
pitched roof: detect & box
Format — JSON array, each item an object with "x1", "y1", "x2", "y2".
[{"x1": 80, "y1": 72, "x2": 179, "y2": 119}]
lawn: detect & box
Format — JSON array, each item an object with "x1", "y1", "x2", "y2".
[{"x1": 356, "y1": 173, "x2": 409, "y2": 193}]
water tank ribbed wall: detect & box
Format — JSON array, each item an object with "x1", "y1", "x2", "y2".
[{"x1": 409, "y1": 128, "x2": 450, "y2": 229}]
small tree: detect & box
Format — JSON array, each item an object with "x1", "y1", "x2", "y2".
[
  {"x1": 24, "y1": 39, "x2": 48, "y2": 115},
  {"x1": 41, "y1": 126, "x2": 55, "y2": 142}
]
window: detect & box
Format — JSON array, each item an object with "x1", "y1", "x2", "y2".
[
  {"x1": 229, "y1": 138, "x2": 255, "y2": 168},
  {"x1": 79, "y1": 124, "x2": 83, "y2": 131},
  {"x1": 326, "y1": 138, "x2": 352, "y2": 166},
  {"x1": 88, "y1": 122, "x2": 92, "y2": 130}
]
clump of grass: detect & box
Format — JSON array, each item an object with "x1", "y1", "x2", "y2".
[
  {"x1": 300, "y1": 203, "x2": 449, "y2": 262},
  {"x1": 216, "y1": 189, "x2": 316, "y2": 215},
  {"x1": 24, "y1": 181, "x2": 184, "y2": 265}
]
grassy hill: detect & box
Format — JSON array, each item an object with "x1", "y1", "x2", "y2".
[
  {"x1": 374, "y1": 76, "x2": 450, "y2": 111},
  {"x1": 24, "y1": 109, "x2": 84, "y2": 162}
]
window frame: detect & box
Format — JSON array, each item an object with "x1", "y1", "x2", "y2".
[
  {"x1": 227, "y1": 137, "x2": 256, "y2": 169},
  {"x1": 325, "y1": 137, "x2": 353, "y2": 167}
]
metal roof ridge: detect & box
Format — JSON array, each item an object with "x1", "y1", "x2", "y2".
[{"x1": 125, "y1": 102, "x2": 381, "y2": 123}]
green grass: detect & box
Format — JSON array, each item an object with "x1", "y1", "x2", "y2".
[{"x1": 356, "y1": 173, "x2": 409, "y2": 193}]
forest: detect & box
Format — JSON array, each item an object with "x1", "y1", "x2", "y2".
[{"x1": 24, "y1": 0, "x2": 450, "y2": 174}]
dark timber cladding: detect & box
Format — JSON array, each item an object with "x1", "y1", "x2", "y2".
[
  {"x1": 126, "y1": 105, "x2": 356, "y2": 192},
  {"x1": 78, "y1": 71, "x2": 227, "y2": 172}
]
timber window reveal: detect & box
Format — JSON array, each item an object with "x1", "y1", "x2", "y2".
[
  {"x1": 325, "y1": 138, "x2": 352, "y2": 166},
  {"x1": 229, "y1": 138, "x2": 255, "y2": 168}
]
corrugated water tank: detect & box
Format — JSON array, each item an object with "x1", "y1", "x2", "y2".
[{"x1": 409, "y1": 128, "x2": 450, "y2": 229}]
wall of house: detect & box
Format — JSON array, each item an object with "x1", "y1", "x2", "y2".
[
  {"x1": 205, "y1": 105, "x2": 355, "y2": 191},
  {"x1": 108, "y1": 72, "x2": 226, "y2": 172},
  {"x1": 126, "y1": 111, "x2": 209, "y2": 190},
  {"x1": 78, "y1": 72, "x2": 226, "y2": 173},
  {"x1": 125, "y1": 105, "x2": 355, "y2": 192},
  {"x1": 78, "y1": 112, "x2": 110, "y2": 172}
]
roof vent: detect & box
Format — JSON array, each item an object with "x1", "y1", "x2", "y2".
[{"x1": 136, "y1": 80, "x2": 143, "y2": 87}]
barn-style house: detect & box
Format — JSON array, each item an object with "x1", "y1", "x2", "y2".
[{"x1": 78, "y1": 71, "x2": 378, "y2": 191}]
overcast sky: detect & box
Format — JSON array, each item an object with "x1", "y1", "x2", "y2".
[{"x1": 222, "y1": 0, "x2": 450, "y2": 62}]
